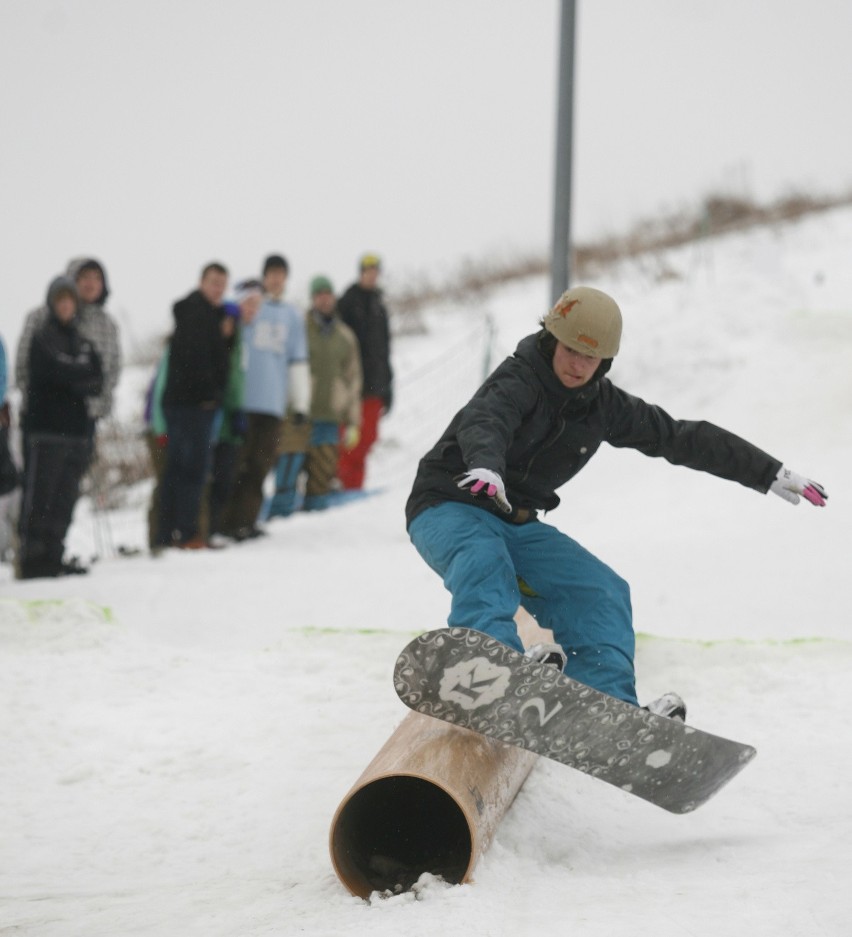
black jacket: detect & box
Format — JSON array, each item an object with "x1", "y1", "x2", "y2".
[
  {"x1": 26, "y1": 312, "x2": 103, "y2": 438},
  {"x1": 337, "y1": 284, "x2": 393, "y2": 405},
  {"x1": 406, "y1": 332, "x2": 782, "y2": 528},
  {"x1": 163, "y1": 290, "x2": 229, "y2": 407}
]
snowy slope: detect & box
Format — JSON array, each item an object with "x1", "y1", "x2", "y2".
[{"x1": 1, "y1": 206, "x2": 851, "y2": 937}]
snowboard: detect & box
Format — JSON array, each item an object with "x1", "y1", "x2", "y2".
[{"x1": 393, "y1": 627, "x2": 756, "y2": 814}]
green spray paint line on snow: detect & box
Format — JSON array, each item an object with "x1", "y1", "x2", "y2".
[
  {"x1": 292, "y1": 625, "x2": 421, "y2": 638},
  {"x1": 635, "y1": 632, "x2": 849, "y2": 648},
  {"x1": 0, "y1": 598, "x2": 114, "y2": 622},
  {"x1": 291, "y1": 625, "x2": 849, "y2": 648}
]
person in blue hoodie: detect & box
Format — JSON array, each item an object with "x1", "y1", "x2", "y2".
[{"x1": 220, "y1": 255, "x2": 309, "y2": 541}]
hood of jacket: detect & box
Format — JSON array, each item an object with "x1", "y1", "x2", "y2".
[
  {"x1": 46, "y1": 276, "x2": 80, "y2": 320},
  {"x1": 66, "y1": 256, "x2": 110, "y2": 304}
]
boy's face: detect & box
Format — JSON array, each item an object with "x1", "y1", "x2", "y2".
[
  {"x1": 53, "y1": 292, "x2": 77, "y2": 324},
  {"x1": 359, "y1": 266, "x2": 379, "y2": 290},
  {"x1": 552, "y1": 340, "x2": 601, "y2": 389},
  {"x1": 200, "y1": 270, "x2": 228, "y2": 306},
  {"x1": 76, "y1": 268, "x2": 103, "y2": 303},
  {"x1": 239, "y1": 292, "x2": 262, "y2": 324},
  {"x1": 263, "y1": 267, "x2": 287, "y2": 298},
  {"x1": 312, "y1": 290, "x2": 335, "y2": 315}
]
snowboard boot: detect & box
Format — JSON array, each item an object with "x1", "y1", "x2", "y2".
[
  {"x1": 524, "y1": 642, "x2": 568, "y2": 672},
  {"x1": 643, "y1": 692, "x2": 687, "y2": 722}
]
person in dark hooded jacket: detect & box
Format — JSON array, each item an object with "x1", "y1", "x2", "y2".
[
  {"x1": 406, "y1": 286, "x2": 828, "y2": 717},
  {"x1": 156, "y1": 262, "x2": 230, "y2": 548},
  {"x1": 15, "y1": 256, "x2": 120, "y2": 441},
  {"x1": 17, "y1": 276, "x2": 103, "y2": 578},
  {"x1": 336, "y1": 253, "x2": 392, "y2": 490}
]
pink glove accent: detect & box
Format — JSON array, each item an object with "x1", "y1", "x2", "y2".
[
  {"x1": 802, "y1": 485, "x2": 826, "y2": 507},
  {"x1": 470, "y1": 479, "x2": 498, "y2": 497},
  {"x1": 770, "y1": 466, "x2": 828, "y2": 507},
  {"x1": 456, "y1": 468, "x2": 513, "y2": 514}
]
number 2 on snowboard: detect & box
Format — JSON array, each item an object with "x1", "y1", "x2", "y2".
[{"x1": 519, "y1": 697, "x2": 563, "y2": 727}]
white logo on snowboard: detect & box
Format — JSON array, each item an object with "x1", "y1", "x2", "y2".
[{"x1": 438, "y1": 657, "x2": 511, "y2": 710}]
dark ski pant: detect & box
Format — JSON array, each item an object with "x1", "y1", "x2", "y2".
[
  {"x1": 18, "y1": 433, "x2": 89, "y2": 574},
  {"x1": 157, "y1": 405, "x2": 216, "y2": 545},
  {"x1": 206, "y1": 440, "x2": 241, "y2": 537},
  {"x1": 408, "y1": 501, "x2": 638, "y2": 705},
  {"x1": 221, "y1": 413, "x2": 282, "y2": 534},
  {"x1": 146, "y1": 433, "x2": 167, "y2": 550}
]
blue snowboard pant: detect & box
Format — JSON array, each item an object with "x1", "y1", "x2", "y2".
[{"x1": 408, "y1": 501, "x2": 637, "y2": 705}]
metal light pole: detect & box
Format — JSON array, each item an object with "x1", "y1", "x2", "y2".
[{"x1": 550, "y1": 0, "x2": 576, "y2": 304}]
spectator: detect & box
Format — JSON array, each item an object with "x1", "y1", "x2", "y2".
[
  {"x1": 156, "y1": 262, "x2": 230, "y2": 549},
  {"x1": 142, "y1": 343, "x2": 169, "y2": 552},
  {"x1": 205, "y1": 280, "x2": 263, "y2": 544},
  {"x1": 16, "y1": 257, "x2": 120, "y2": 455},
  {"x1": 336, "y1": 252, "x2": 393, "y2": 490},
  {"x1": 0, "y1": 333, "x2": 18, "y2": 498},
  {"x1": 267, "y1": 275, "x2": 362, "y2": 515},
  {"x1": 220, "y1": 255, "x2": 309, "y2": 541},
  {"x1": 0, "y1": 333, "x2": 6, "y2": 404},
  {"x1": 16, "y1": 276, "x2": 102, "y2": 578}
]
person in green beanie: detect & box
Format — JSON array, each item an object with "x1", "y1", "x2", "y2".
[{"x1": 268, "y1": 275, "x2": 362, "y2": 515}]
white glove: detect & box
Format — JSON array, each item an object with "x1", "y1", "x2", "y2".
[
  {"x1": 769, "y1": 466, "x2": 827, "y2": 507},
  {"x1": 456, "y1": 468, "x2": 512, "y2": 514}
]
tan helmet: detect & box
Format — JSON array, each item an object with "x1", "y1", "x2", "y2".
[{"x1": 543, "y1": 286, "x2": 622, "y2": 358}]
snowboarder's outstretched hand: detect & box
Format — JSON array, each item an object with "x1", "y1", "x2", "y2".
[
  {"x1": 770, "y1": 466, "x2": 827, "y2": 507},
  {"x1": 456, "y1": 468, "x2": 513, "y2": 514}
]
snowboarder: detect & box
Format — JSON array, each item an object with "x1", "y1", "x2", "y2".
[{"x1": 405, "y1": 286, "x2": 827, "y2": 716}]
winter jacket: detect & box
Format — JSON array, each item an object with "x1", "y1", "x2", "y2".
[
  {"x1": 241, "y1": 297, "x2": 308, "y2": 418},
  {"x1": 144, "y1": 348, "x2": 170, "y2": 437},
  {"x1": 25, "y1": 278, "x2": 103, "y2": 438},
  {"x1": 15, "y1": 258, "x2": 121, "y2": 420},
  {"x1": 162, "y1": 289, "x2": 229, "y2": 407},
  {"x1": 219, "y1": 329, "x2": 246, "y2": 444},
  {"x1": 0, "y1": 336, "x2": 7, "y2": 403},
  {"x1": 406, "y1": 332, "x2": 783, "y2": 528},
  {"x1": 337, "y1": 283, "x2": 393, "y2": 406},
  {"x1": 306, "y1": 309, "x2": 362, "y2": 426}
]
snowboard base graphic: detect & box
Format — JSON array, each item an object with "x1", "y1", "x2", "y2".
[{"x1": 393, "y1": 628, "x2": 756, "y2": 813}]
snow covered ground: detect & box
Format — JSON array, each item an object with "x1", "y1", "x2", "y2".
[{"x1": 2, "y1": 206, "x2": 851, "y2": 936}]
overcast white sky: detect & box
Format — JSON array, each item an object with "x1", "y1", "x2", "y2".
[{"x1": 1, "y1": 0, "x2": 851, "y2": 356}]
